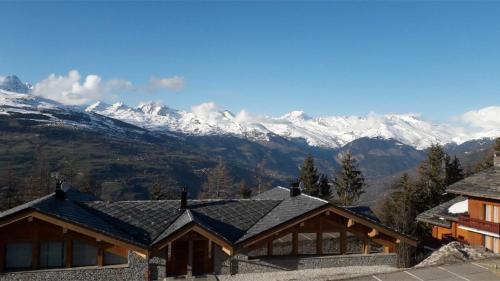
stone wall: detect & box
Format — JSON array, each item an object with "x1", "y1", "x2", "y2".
[
  {"x1": 218, "y1": 252, "x2": 397, "y2": 275},
  {"x1": 0, "y1": 251, "x2": 148, "y2": 281}
]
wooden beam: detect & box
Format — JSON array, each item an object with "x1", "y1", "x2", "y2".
[
  {"x1": 0, "y1": 242, "x2": 5, "y2": 272},
  {"x1": 155, "y1": 224, "x2": 234, "y2": 256},
  {"x1": 316, "y1": 232, "x2": 323, "y2": 255},
  {"x1": 340, "y1": 230, "x2": 347, "y2": 255},
  {"x1": 65, "y1": 236, "x2": 72, "y2": 268},
  {"x1": 97, "y1": 243, "x2": 104, "y2": 267},
  {"x1": 292, "y1": 231, "x2": 298, "y2": 255},
  {"x1": 32, "y1": 220, "x2": 39, "y2": 270},
  {"x1": 347, "y1": 219, "x2": 355, "y2": 228},
  {"x1": 368, "y1": 228, "x2": 379, "y2": 238},
  {"x1": 187, "y1": 240, "x2": 193, "y2": 277},
  {"x1": 267, "y1": 240, "x2": 273, "y2": 256},
  {"x1": 363, "y1": 241, "x2": 370, "y2": 254}
]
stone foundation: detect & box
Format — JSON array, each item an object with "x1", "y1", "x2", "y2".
[
  {"x1": 0, "y1": 251, "x2": 148, "y2": 281},
  {"x1": 218, "y1": 251, "x2": 397, "y2": 275}
]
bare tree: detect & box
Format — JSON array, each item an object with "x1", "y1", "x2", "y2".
[{"x1": 200, "y1": 157, "x2": 234, "y2": 199}]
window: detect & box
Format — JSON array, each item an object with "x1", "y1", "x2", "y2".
[
  {"x1": 40, "y1": 241, "x2": 65, "y2": 268},
  {"x1": 298, "y1": 233, "x2": 317, "y2": 255},
  {"x1": 272, "y1": 233, "x2": 292, "y2": 255},
  {"x1": 485, "y1": 205, "x2": 493, "y2": 222},
  {"x1": 322, "y1": 232, "x2": 340, "y2": 254},
  {"x1": 104, "y1": 250, "x2": 128, "y2": 265},
  {"x1": 72, "y1": 240, "x2": 97, "y2": 267},
  {"x1": 494, "y1": 206, "x2": 499, "y2": 223},
  {"x1": 485, "y1": 235, "x2": 494, "y2": 251},
  {"x1": 5, "y1": 243, "x2": 32, "y2": 269}
]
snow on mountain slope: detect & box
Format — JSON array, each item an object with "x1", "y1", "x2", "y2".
[
  {"x1": 0, "y1": 75, "x2": 494, "y2": 150},
  {"x1": 0, "y1": 75, "x2": 32, "y2": 94},
  {"x1": 86, "y1": 101, "x2": 472, "y2": 149}
]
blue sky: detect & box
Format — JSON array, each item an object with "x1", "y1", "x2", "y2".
[{"x1": 1, "y1": 1, "x2": 500, "y2": 121}]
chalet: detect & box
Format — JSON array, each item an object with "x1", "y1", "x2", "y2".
[
  {"x1": 0, "y1": 184, "x2": 416, "y2": 281},
  {"x1": 417, "y1": 151, "x2": 500, "y2": 253}
]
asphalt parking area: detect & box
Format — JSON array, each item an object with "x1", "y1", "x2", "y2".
[{"x1": 349, "y1": 262, "x2": 500, "y2": 281}]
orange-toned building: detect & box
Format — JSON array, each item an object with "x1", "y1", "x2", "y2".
[{"x1": 417, "y1": 152, "x2": 500, "y2": 253}]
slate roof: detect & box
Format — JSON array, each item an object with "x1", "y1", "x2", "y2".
[
  {"x1": 447, "y1": 167, "x2": 500, "y2": 200},
  {"x1": 238, "y1": 187, "x2": 328, "y2": 242},
  {"x1": 416, "y1": 196, "x2": 467, "y2": 228},
  {"x1": 0, "y1": 186, "x2": 414, "y2": 249}
]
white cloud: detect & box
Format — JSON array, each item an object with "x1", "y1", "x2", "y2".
[
  {"x1": 458, "y1": 106, "x2": 500, "y2": 131},
  {"x1": 149, "y1": 76, "x2": 185, "y2": 92},
  {"x1": 32, "y1": 70, "x2": 185, "y2": 105}
]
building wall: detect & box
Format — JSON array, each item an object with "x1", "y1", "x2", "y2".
[
  {"x1": 214, "y1": 245, "x2": 396, "y2": 275},
  {"x1": 0, "y1": 251, "x2": 148, "y2": 281},
  {"x1": 432, "y1": 225, "x2": 453, "y2": 240}
]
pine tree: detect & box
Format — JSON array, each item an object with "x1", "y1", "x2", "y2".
[
  {"x1": 416, "y1": 144, "x2": 446, "y2": 209},
  {"x1": 444, "y1": 155, "x2": 464, "y2": 186},
  {"x1": 200, "y1": 157, "x2": 234, "y2": 199},
  {"x1": 318, "y1": 174, "x2": 331, "y2": 200},
  {"x1": 239, "y1": 180, "x2": 252, "y2": 199},
  {"x1": 299, "y1": 155, "x2": 320, "y2": 196},
  {"x1": 380, "y1": 174, "x2": 418, "y2": 267},
  {"x1": 333, "y1": 151, "x2": 365, "y2": 206}
]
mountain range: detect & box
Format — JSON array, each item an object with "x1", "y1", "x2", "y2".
[{"x1": 0, "y1": 75, "x2": 497, "y2": 205}]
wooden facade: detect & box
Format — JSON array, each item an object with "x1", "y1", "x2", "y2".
[
  {"x1": 429, "y1": 196, "x2": 500, "y2": 253},
  {"x1": 0, "y1": 216, "x2": 130, "y2": 271}
]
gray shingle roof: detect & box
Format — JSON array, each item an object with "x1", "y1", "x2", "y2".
[
  {"x1": 416, "y1": 196, "x2": 467, "y2": 228},
  {"x1": 0, "y1": 186, "x2": 414, "y2": 249},
  {"x1": 447, "y1": 167, "x2": 500, "y2": 199},
  {"x1": 238, "y1": 187, "x2": 328, "y2": 243}
]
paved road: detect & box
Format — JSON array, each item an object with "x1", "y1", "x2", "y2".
[{"x1": 349, "y1": 262, "x2": 500, "y2": 281}]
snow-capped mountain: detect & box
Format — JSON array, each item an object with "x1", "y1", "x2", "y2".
[
  {"x1": 0, "y1": 75, "x2": 32, "y2": 94},
  {"x1": 85, "y1": 101, "x2": 475, "y2": 150},
  {"x1": 0, "y1": 74, "x2": 496, "y2": 150}
]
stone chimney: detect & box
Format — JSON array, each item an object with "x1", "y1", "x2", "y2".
[
  {"x1": 180, "y1": 187, "x2": 188, "y2": 209},
  {"x1": 290, "y1": 182, "x2": 302, "y2": 197},
  {"x1": 55, "y1": 180, "x2": 66, "y2": 200},
  {"x1": 494, "y1": 151, "x2": 500, "y2": 168}
]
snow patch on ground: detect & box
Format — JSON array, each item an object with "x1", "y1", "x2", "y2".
[
  {"x1": 415, "y1": 241, "x2": 496, "y2": 268},
  {"x1": 448, "y1": 199, "x2": 468, "y2": 214}
]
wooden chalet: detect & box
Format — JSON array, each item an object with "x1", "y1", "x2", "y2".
[
  {"x1": 0, "y1": 183, "x2": 416, "y2": 280},
  {"x1": 417, "y1": 151, "x2": 500, "y2": 253}
]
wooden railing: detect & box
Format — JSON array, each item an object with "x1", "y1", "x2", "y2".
[{"x1": 458, "y1": 215, "x2": 500, "y2": 235}]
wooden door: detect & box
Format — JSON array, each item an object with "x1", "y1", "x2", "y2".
[
  {"x1": 192, "y1": 240, "x2": 211, "y2": 275},
  {"x1": 169, "y1": 241, "x2": 188, "y2": 276}
]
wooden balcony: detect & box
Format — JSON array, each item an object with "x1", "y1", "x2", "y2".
[{"x1": 458, "y1": 215, "x2": 500, "y2": 235}]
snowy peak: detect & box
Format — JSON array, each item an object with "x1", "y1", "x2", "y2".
[
  {"x1": 0, "y1": 75, "x2": 32, "y2": 94},
  {"x1": 85, "y1": 101, "x2": 111, "y2": 112}
]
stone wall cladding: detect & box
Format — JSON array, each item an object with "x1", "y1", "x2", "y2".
[
  {"x1": 231, "y1": 253, "x2": 397, "y2": 274},
  {"x1": 0, "y1": 251, "x2": 148, "y2": 281}
]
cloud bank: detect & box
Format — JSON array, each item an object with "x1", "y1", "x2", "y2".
[
  {"x1": 458, "y1": 106, "x2": 500, "y2": 131},
  {"x1": 32, "y1": 70, "x2": 185, "y2": 105}
]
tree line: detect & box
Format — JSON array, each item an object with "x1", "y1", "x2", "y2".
[{"x1": 379, "y1": 138, "x2": 500, "y2": 267}]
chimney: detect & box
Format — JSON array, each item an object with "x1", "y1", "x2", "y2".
[
  {"x1": 180, "y1": 187, "x2": 188, "y2": 209},
  {"x1": 55, "y1": 180, "x2": 66, "y2": 200},
  {"x1": 495, "y1": 151, "x2": 500, "y2": 168},
  {"x1": 290, "y1": 182, "x2": 302, "y2": 197}
]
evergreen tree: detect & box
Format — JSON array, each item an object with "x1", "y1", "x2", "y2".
[
  {"x1": 299, "y1": 154, "x2": 320, "y2": 196},
  {"x1": 318, "y1": 174, "x2": 332, "y2": 200},
  {"x1": 444, "y1": 155, "x2": 464, "y2": 186},
  {"x1": 200, "y1": 157, "x2": 234, "y2": 199},
  {"x1": 380, "y1": 173, "x2": 418, "y2": 267},
  {"x1": 239, "y1": 180, "x2": 252, "y2": 199},
  {"x1": 333, "y1": 151, "x2": 365, "y2": 206},
  {"x1": 416, "y1": 144, "x2": 446, "y2": 209}
]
